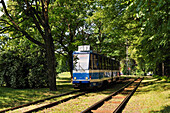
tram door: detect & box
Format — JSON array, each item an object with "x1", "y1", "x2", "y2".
[
  {"x1": 93, "y1": 54, "x2": 99, "y2": 79},
  {"x1": 89, "y1": 54, "x2": 100, "y2": 86}
]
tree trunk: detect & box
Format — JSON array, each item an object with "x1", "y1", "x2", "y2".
[
  {"x1": 45, "y1": 32, "x2": 57, "y2": 91},
  {"x1": 45, "y1": 39, "x2": 57, "y2": 91},
  {"x1": 68, "y1": 51, "x2": 73, "y2": 77},
  {"x1": 44, "y1": 1, "x2": 57, "y2": 91}
]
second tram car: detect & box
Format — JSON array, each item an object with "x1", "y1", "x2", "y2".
[{"x1": 72, "y1": 45, "x2": 120, "y2": 89}]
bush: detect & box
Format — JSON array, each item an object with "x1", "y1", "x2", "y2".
[
  {"x1": 153, "y1": 75, "x2": 170, "y2": 82},
  {"x1": 56, "y1": 55, "x2": 69, "y2": 74},
  {"x1": 0, "y1": 49, "x2": 48, "y2": 88}
]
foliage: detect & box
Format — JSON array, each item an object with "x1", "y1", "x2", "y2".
[
  {"x1": 120, "y1": 58, "x2": 137, "y2": 75},
  {"x1": 56, "y1": 55, "x2": 69, "y2": 74},
  {"x1": 0, "y1": 0, "x2": 57, "y2": 90},
  {"x1": 126, "y1": 0, "x2": 170, "y2": 75},
  {"x1": 153, "y1": 75, "x2": 170, "y2": 82},
  {"x1": 0, "y1": 36, "x2": 48, "y2": 88},
  {"x1": 84, "y1": 0, "x2": 130, "y2": 60},
  {"x1": 0, "y1": 0, "x2": 169, "y2": 91},
  {"x1": 49, "y1": 0, "x2": 91, "y2": 75}
]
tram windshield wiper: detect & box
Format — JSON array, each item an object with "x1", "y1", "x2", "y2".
[{"x1": 79, "y1": 63, "x2": 85, "y2": 71}]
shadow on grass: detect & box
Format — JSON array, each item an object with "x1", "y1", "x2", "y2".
[
  {"x1": 57, "y1": 77, "x2": 71, "y2": 81},
  {"x1": 137, "y1": 80, "x2": 170, "y2": 93},
  {"x1": 150, "y1": 105, "x2": 170, "y2": 113},
  {"x1": 0, "y1": 83, "x2": 74, "y2": 110},
  {"x1": 57, "y1": 81, "x2": 71, "y2": 83},
  {"x1": 57, "y1": 84, "x2": 73, "y2": 89},
  {"x1": 0, "y1": 87, "x2": 47, "y2": 109},
  {"x1": 91, "y1": 82, "x2": 130, "y2": 95}
]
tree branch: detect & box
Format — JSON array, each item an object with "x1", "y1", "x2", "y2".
[
  {"x1": 24, "y1": 0, "x2": 46, "y2": 39},
  {"x1": 0, "y1": 0, "x2": 45, "y2": 48},
  {"x1": 0, "y1": 27, "x2": 10, "y2": 34},
  {"x1": 0, "y1": 18, "x2": 12, "y2": 26}
]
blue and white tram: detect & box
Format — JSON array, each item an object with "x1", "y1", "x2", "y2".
[{"x1": 72, "y1": 46, "x2": 120, "y2": 89}]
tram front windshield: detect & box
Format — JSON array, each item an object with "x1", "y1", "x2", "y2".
[{"x1": 73, "y1": 54, "x2": 89, "y2": 70}]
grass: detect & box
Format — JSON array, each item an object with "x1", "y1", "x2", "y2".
[
  {"x1": 1, "y1": 73, "x2": 169, "y2": 113},
  {"x1": 38, "y1": 81, "x2": 131, "y2": 113},
  {"x1": 39, "y1": 76, "x2": 170, "y2": 113},
  {"x1": 123, "y1": 77, "x2": 170, "y2": 113},
  {"x1": 0, "y1": 72, "x2": 75, "y2": 110}
]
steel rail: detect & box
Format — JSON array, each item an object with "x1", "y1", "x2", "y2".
[
  {"x1": 24, "y1": 78, "x2": 127, "y2": 113},
  {"x1": 113, "y1": 78, "x2": 143, "y2": 113},
  {"x1": 24, "y1": 91, "x2": 88, "y2": 113},
  {"x1": 81, "y1": 79, "x2": 136, "y2": 113},
  {"x1": 0, "y1": 90, "x2": 80, "y2": 113}
]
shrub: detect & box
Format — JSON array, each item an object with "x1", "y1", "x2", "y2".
[
  {"x1": 153, "y1": 75, "x2": 170, "y2": 82},
  {"x1": 0, "y1": 50, "x2": 48, "y2": 88}
]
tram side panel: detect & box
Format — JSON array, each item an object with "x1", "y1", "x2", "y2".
[{"x1": 72, "y1": 51, "x2": 120, "y2": 89}]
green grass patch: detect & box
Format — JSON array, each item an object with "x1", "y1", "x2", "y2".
[
  {"x1": 123, "y1": 77, "x2": 170, "y2": 113},
  {"x1": 0, "y1": 72, "x2": 75, "y2": 110},
  {"x1": 153, "y1": 75, "x2": 170, "y2": 82},
  {"x1": 39, "y1": 81, "x2": 131, "y2": 113}
]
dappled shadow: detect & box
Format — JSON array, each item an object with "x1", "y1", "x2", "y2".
[
  {"x1": 57, "y1": 81, "x2": 71, "y2": 83},
  {"x1": 140, "y1": 81, "x2": 155, "y2": 87},
  {"x1": 88, "y1": 81, "x2": 131, "y2": 95},
  {"x1": 0, "y1": 87, "x2": 49, "y2": 109},
  {"x1": 57, "y1": 84, "x2": 73, "y2": 89},
  {"x1": 0, "y1": 83, "x2": 75, "y2": 110},
  {"x1": 136, "y1": 80, "x2": 170, "y2": 94},
  {"x1": 90, "y1": 79, "x2": 170, "y2": 97},
  {"x1": 150, "y1": 105, "x2": 170, "y2": 113},
  {"x1": 57, "y1": 77, "x2": 71, "y2": 81}
]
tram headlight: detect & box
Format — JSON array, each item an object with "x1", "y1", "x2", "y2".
[
  {"x1": 86, "y1": 77, "x2": 88, "y2": 80},
  {"x1": 74, "y1": 77, "x2": 76, "y2": 80}
]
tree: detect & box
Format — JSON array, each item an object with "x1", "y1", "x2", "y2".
[
  {"x1": 0, "y1": 36, "x2": 48, "y2": 88},
  {"x1": 85, "y1": 0, "x2": 133, "y2": 60},
  {"x1": 50, "y1": 0, "x2": 91, "y2": 76},
  {"x1": 0, "y1": 0, "x2": 56, "y2": 90},
  {"x1": 126, "y1": 0, "x2": 170, "y2": 76}
]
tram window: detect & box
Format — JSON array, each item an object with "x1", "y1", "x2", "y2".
[
  {"x1": 115, "y1": 62, "x2": 117, "y2": 70},
  {"x1": 105, "y1": 58, "x2": 108, "y2": 70},
  {"x1": 99, "y1": 55, "x2": 102, "y2": 69},
  {"x1": 116, "y1": 61, "x2": 119, "y2": 70},
  {"x1": 102, "y1": 57, "x2": 103, "y2": 70},
  {"x1": 107, "y1": 59, "x2": 109, "y2": 70},
  {"x1": 89, "y1": 54, "x2": 93, "y2": 69},
  {"x1": 104, "y1": 57, "x2": 107, "y2": 69},
  {"x1": 101, "y1": 57, "x2": 103, "y2": 70},
  {"x1": 109, "y1": 59, "x2": 112, "y2": 70},
  {"x1": 105, "y1": 58, "x2": 107, "y2": 70},
  {"x1": 108, "y1": 59, "x2": 110, "y2": 70},
  {"x1": 111, "y1": 60, "x2": 113, "y2": 70},
  {"x1": 113, "y1": 60, "x2": 116, "y2": 70},
  {"x1": 93, "y1": 54, "x2": 98, "y2": 69}
]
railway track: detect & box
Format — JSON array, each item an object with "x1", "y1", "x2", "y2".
[
  {"x1": 81, "y1": 78, "x2": 143, "y2": 113},
  {"x1": 0, "y1": 77, "x2": 137, "y2": 113},
  {"x1": 0, "y1": 90, "x2": 83, "y2": 113}
]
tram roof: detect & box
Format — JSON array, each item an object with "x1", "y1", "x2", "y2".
[
  {"x1": 73, "y1": 51, "x2": 109, "y2": 57},
  {"x1": 73, "y1": 51, "x2": 92, "y2": 54},
  {"x1": 73, "y1": 51, "x2": 118, "y2": 62}
]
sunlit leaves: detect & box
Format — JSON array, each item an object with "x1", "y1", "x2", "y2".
[{"x1": 126, "y1": 0, "x2": 169, "y2": 74}]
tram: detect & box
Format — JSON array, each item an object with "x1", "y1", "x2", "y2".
[{"x1": 72, "y1": 45, "x2": 120, "y2": 89}]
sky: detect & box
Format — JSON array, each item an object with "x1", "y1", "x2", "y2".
[{"x1": 0, "y1": 0, "x2": 8, "y2": 16}]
